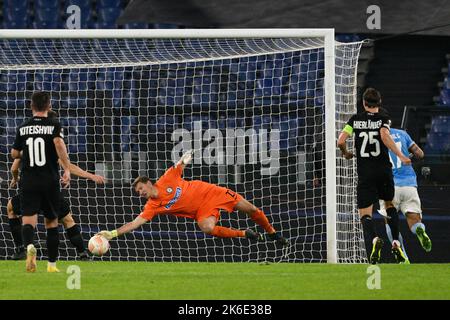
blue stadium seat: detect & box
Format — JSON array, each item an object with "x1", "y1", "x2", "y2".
[
  {"x1": 123, "y1": 22, "x2": 149, "y2": 29},
  {"x1": 97, "y1": 7, "x2": 122, "y2": 23},
  {"x1": 89, "y1": 21, "x2": 117, "y2": 29},
  {"x1": 97, "y1": 0, "x2": 122, "y2": 8},
  {"x1": 4, "y1": 5, "x2": 28, "y2": 20},
  {"x1": 439, "y1": 89, "x2": 450, "y2": 105},
  {"x1": 65, "y1": 0, "x2": 90, "y2": 8},
  {"x1": 32, "y1": 20, "x2": 61, "y2": 29},
  {"x1": 431, "y1": 116, "x2": 450, "y2": 133},
  {"x1": 35, "y1": 0, "x2": 59, "y2": 9},
  {"x1": 425, "y1": 132, "x2": 450, "y2": 154},
  {"x1": 35, "y1": 7, "x2": 59, "y2": 22},
  {"x1": 3, "y1": 20, "x2": 28, "y2": 28}
]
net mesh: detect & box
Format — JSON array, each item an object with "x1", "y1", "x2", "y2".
[{"x1": 0, "y1": 36, "x2": 366, "y2": 263}]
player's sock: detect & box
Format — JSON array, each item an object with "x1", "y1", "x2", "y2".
[
  {"x1": 8, "y1": 218, "x2": 24, "y2": 252},
  {"x1": 250, "y1": 209, "x2": 276, "y2": 234},
  {"x1": 210, "y1": 226, "x2": 245, "y2": 238},
  {"x1": 46, "y1": 227, "x2": 59, "y2": 263},
  {"x1": 385, "y1": 223, "x2": 393, "y2": 244},
  {"x1": 398, "y1": 232, "x2": 409, "y2": 261},
  {"x1": 360, "y1": 215, "x2": 377, "y2": 242},
  {"x1": 66, "y1": 224, "x2": 85, "y2": 253},
  {"x1": 411, "y1": 222, "x2": 431, "y2": 252},
  {"x1": 22, "y1": 224, "x2": 35, "y2": 247},
  {"x1": 386, "y1": 207, "x2": 399, "y2": 241},
  {"x1": 410, "y1": 222, "x2": 425, "y2": 235},
  {"x1": 386, "y1": 224, "x2": 409, "y2": 261}
]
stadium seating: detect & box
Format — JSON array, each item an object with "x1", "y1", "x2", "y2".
[{"x1": 0, "y1": 1, "x2": 328, "y2": 155}]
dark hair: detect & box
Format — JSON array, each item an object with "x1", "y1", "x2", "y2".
[
  {"x1": 132, "y1": 176, "x2": 151, "y2": 188},
  {"x1": 48, "y1": 109, "x2": 58, "y2": 119},
  {"x1": 363, "y1": 88, "x2": 381, "y2": 107},
  {"x1": 31, "y1": 91, "x2": 51, "y2": 112}
]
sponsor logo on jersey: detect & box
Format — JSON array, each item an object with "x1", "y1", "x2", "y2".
[{"x1": 165, "y1": 187, "x2": 182, "y2": 210}]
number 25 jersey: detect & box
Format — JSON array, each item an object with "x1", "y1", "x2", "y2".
[{"x1": 343, "y1": 111, "x2": 392, "y2": 173}]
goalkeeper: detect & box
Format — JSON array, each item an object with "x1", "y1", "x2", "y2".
[{"x1": 98, "y1": 151, "x2": 288, "y2": 246}]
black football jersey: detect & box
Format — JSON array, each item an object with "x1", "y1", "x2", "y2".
[
  {"x1": 345, "y1": 111, "x2": 392, "y2": 171},
  {"x1": 12, "y1": 116, "x2": 64, "y2": 182}
]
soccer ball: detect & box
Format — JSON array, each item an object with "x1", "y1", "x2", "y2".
[{"x1": 88, "y1": 235, "x2": 110, "y2": 256}]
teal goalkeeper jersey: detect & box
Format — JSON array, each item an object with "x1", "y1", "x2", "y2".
[{"x1": 389, "y1": 128, "x2": 418, "y2": 187}]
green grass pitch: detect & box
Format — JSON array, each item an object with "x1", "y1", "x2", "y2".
[{"x1": 0, "y1": 261, "x2": 449, "y2": 300}]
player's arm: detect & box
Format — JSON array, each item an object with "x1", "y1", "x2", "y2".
[
  {"x1": 337, "y1": 124, "x2": 354, "y2": 159},
  {"x1": 54, "y1": 137, "x2": 71, "y2": 188},
  {"x1": 10, "y1": 158, "x2": 21, "y2": 188},
  {"x1": 408, "y1": 143, "x2": 424, "y2": 160},
  {"x1": 380, "y1": 127, "x2": 411, "y2": 165},
  {"x1": 97, "y1": 216, "x2": 147, "y2": 240},
  {"x1": 11, "y1": 149, "x2": 21, "y2": 160},
  {"x1": 61, "y1": 160, "x2": 105, "y2": 184}
]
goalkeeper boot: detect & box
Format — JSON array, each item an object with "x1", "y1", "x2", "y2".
[
  {"x1": 79, "y1": 250, "x2": 91, "y2": 261},
  {"x1": 416, "y1": 226, "x2": 432, "y2": 253},
  {"x1": 26, "y1": 244, "x2": 37, "y2": 273},
  {"x1": 369, "y1": 237, "x2": 383, "y2": 265},
  {"x1": 11, "y1": 248, "x2": 26, "y2": 260},
  {"x1": 267, "y1": 232, "x2": 289, "y2": 247},
  {"x1": 47, "y1": 263, "x2": 60, "y2": 273},
  {"x1": 391, "y1": 240, "x2": 408, "y2": 264},
  {"x1": 245, "y1": 229, "x2": 264, "y2": 242}
]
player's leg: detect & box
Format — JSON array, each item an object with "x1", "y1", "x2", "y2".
[
  {"x1": 384, "y1": 222, "x2": 410, "y2": 262},
  {"x1": 44, "y1": 217, "x2": 60, "y2": 272},
  {"x1": 58, "y1": 194, "x2": 90, "y2": 260},
  {"x1": 7, "y1": 198, "x2": 25, "y2": 260},
  {"x1": 357, "y1": 178, "x2": 383, "y2": 264},
  {"x1": 378, "y1": 172, "x2": 407, "y2": 263},
  {"x1": 234, "y1": 198, "x2": 288, "y2": 246},
  {"x1": 43, "y1": 190, "x2": 61, "y2": 273},
  {"x1": 407, "y1": 212, "x2": 431, "y2": 252},
  {"x1": 20, "y1": 190, "x2": 40, "y2": 272},
  {"x1": 196, "y1": 209, "x2": 258, "y2": 240},
  {"x1": 61, "y1": 213, "x2": 89, "y2": 260},
  {"x1": 22, "y1": 214, "x2": 38, "y2": 272},
  {"x1": 402, "y1": 187, "x2": 431, "y2": 252},
  {"x1": 359, "y1": 205, "x2": 383, "y2": 264}
]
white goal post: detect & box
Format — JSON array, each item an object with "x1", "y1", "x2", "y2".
[{"x1": 0, "y1": 29, "x2": 366, "y2": 263}]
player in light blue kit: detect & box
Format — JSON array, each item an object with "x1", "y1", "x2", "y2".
[{"x1": 379, "y1": 128, "x2": 432, "y2": 262}]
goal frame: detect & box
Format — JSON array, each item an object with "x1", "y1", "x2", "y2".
[{"x1": 0, "y1": 28, "x2": 337, "y2": 263}]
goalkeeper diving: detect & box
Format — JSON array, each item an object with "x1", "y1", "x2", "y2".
[{"x1": 98, "y1": 151, "x2": 288, "y2": 245}]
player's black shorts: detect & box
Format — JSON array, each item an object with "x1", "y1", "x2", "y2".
[
  {"x1": 18, "y1": 181, "x2": 70, "y2": 220},
  {"x1": 357, "y1": 166, "x2": 395, "y2": 209}
]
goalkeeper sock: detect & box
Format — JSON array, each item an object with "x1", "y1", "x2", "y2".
[
  {"x1": 210, "y1": 226, "x2": 245, "y2": 238},
  {"x1": 250, "y1": 209, "x2": 276, "y2": 234},
  {"x1": 46, "y1": 227, "x2": 59, "y2": 263},
  {"x1": 66, "y1": 224, "x2": 85, "y2": 253},
  {"x1": 9, "y1": 218, "x2": 24, "y2": 251},
  {"x1": 22, "y1": 224, "x2": 35, "y2": 247},
  {"x1": 386, "y1": 207, "x2": 399, "y2": 241},
  {"x1": 360, "y1": 215, "x2": 377, "y2": 242}
]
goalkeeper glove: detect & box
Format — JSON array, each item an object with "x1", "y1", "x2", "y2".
[
  {"x1": 178, "y1": 150, "x2": 194, "y2": 166},
  {"x1": 97, "y1": 230, "x2": 118, "y2": 240}
]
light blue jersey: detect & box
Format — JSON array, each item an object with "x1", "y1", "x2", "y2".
[{"x1": 389, "y1": 128, "x2": 417, "y2": 187}]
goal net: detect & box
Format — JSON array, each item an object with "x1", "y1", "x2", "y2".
[{"x1": 0, "y1": 30, "x2": 366, "y2": 263}]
